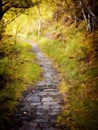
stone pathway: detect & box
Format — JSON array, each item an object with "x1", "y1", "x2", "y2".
[{"x1": 12, "y1": 42, "x2": 63, "y2": 130}]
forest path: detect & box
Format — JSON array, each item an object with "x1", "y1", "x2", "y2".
[{"x1": 13, "y1": 41, "x2": 63, "y2": 130}]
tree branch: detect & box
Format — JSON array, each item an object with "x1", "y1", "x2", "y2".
[
  {"x1": 80, "y1": 0, "x2": 96, "y2": 19},
  {"x1": 0, "y1": 0, "x2": 41, "y2": 20},
  {"x1": 5, "y1": 13, "x2": 21, "y2": 25},
  {"x1": 3, "y1": 1, "x2": 40, "y2": 13}
]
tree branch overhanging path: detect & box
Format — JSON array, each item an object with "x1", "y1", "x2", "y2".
[
  {"x1": 0, "y1": 0, "x2": 98, "y2": 33},
  {"x1": 0, "y1": 0, "x2": 41, "y2": 20}
]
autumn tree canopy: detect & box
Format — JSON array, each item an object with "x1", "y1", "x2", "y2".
[
  {"x1": 0, "y1": 0, "x2": 98, "y2": 33},
  {"x1": 0, "y1": 0, "x2": 41, "y2": 20},
  {"x1": 51, "y1": 0, "x2": 98, "y2": 33}
]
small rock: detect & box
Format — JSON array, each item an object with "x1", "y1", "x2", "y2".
[
  {"x1": 42, "y1": 97, "x2": 53, "y2": 102},
  {"x1": 28, "y1": 122, "x2": 38, "y2": 127}
]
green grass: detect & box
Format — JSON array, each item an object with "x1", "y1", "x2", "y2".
[
  {"x1": 0, "y1": 37, "x2": 41, "y2": 128},
  {"x1": 33, "y1": 21, "x2": 98, "y2": 130}
]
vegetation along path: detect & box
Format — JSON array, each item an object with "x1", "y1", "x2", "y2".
[{"x1": 13, "y1": 41, "x2": 63, "y2": 130}]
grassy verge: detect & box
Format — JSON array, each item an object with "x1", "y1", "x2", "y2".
[
  {"x1": 33, "y1": 22, "x2": 98, "y2": 130},
  {"x1": 0, "y1": 36, "x2": 41, "y2": 129}
]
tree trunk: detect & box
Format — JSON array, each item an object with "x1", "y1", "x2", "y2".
[
  {"x1": 38, "y1": 18, "x2": 42, "y2": 36},
  {"x1": 15, "y1": 24, "x2": 19, "y2": 44},
  {"x1": 87, "y1": 13, "x2": 94, "y2": 33},
  {"x1": 55, "y1": 10, "x2": 58, "y2": 22},
  {"x1": 0, "y1": 0, "x2": 3, "y2": 20},
  {"x1": 37, "y1": 4, "x2": 42, "y2": 36},
  {"x1": 79, "y1": 0, "x2": 96, "y2": 33}
]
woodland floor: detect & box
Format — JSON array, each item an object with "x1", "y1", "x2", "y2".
[{"x1": 11, "y1": 41, "x2": 64, "y2": 130}]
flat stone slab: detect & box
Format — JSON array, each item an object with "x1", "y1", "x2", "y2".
[
  {"x1": 30, "y1": 103, "x2": 41, "y2": 107},
  {"x1": 42, "y1": 97, "x2": 53, "y2": 102},
  {"x1": 25, "y1": 96, "x2": 40, "y2": 103},
  {"x1": 37, "y1": 105, "x2": 50, "y2": 110}
]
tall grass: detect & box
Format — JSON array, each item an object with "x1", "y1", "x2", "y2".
[
  {"x1": 34, "y1": 22, "x2": 98, "y2": 130},
  {"x1": 0, "y1": 37, "x2": 41, "y2": 128}
]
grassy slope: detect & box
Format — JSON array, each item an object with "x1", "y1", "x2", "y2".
[
  {"x1": 33, "y1": 21, "x2": 98, "y2": 130},
  {"x1": 0, "y1": 36, "x2": 41, "y2": 128}
]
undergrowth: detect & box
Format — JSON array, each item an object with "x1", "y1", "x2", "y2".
[
  {"x1": 33, "y1": 21, "x2": 98, "y2": 130},
  {"x1": 0, "y1": 36, "x2": 41, "y2": 129}
]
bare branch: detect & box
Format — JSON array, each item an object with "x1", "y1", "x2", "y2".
[{"x1": 80, "y1": 0, "x2": 96, "y2": 19}]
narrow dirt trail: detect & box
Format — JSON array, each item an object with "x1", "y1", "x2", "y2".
[{"x1": 13, "y1": 42, "x2": 63, "y2": 130}]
